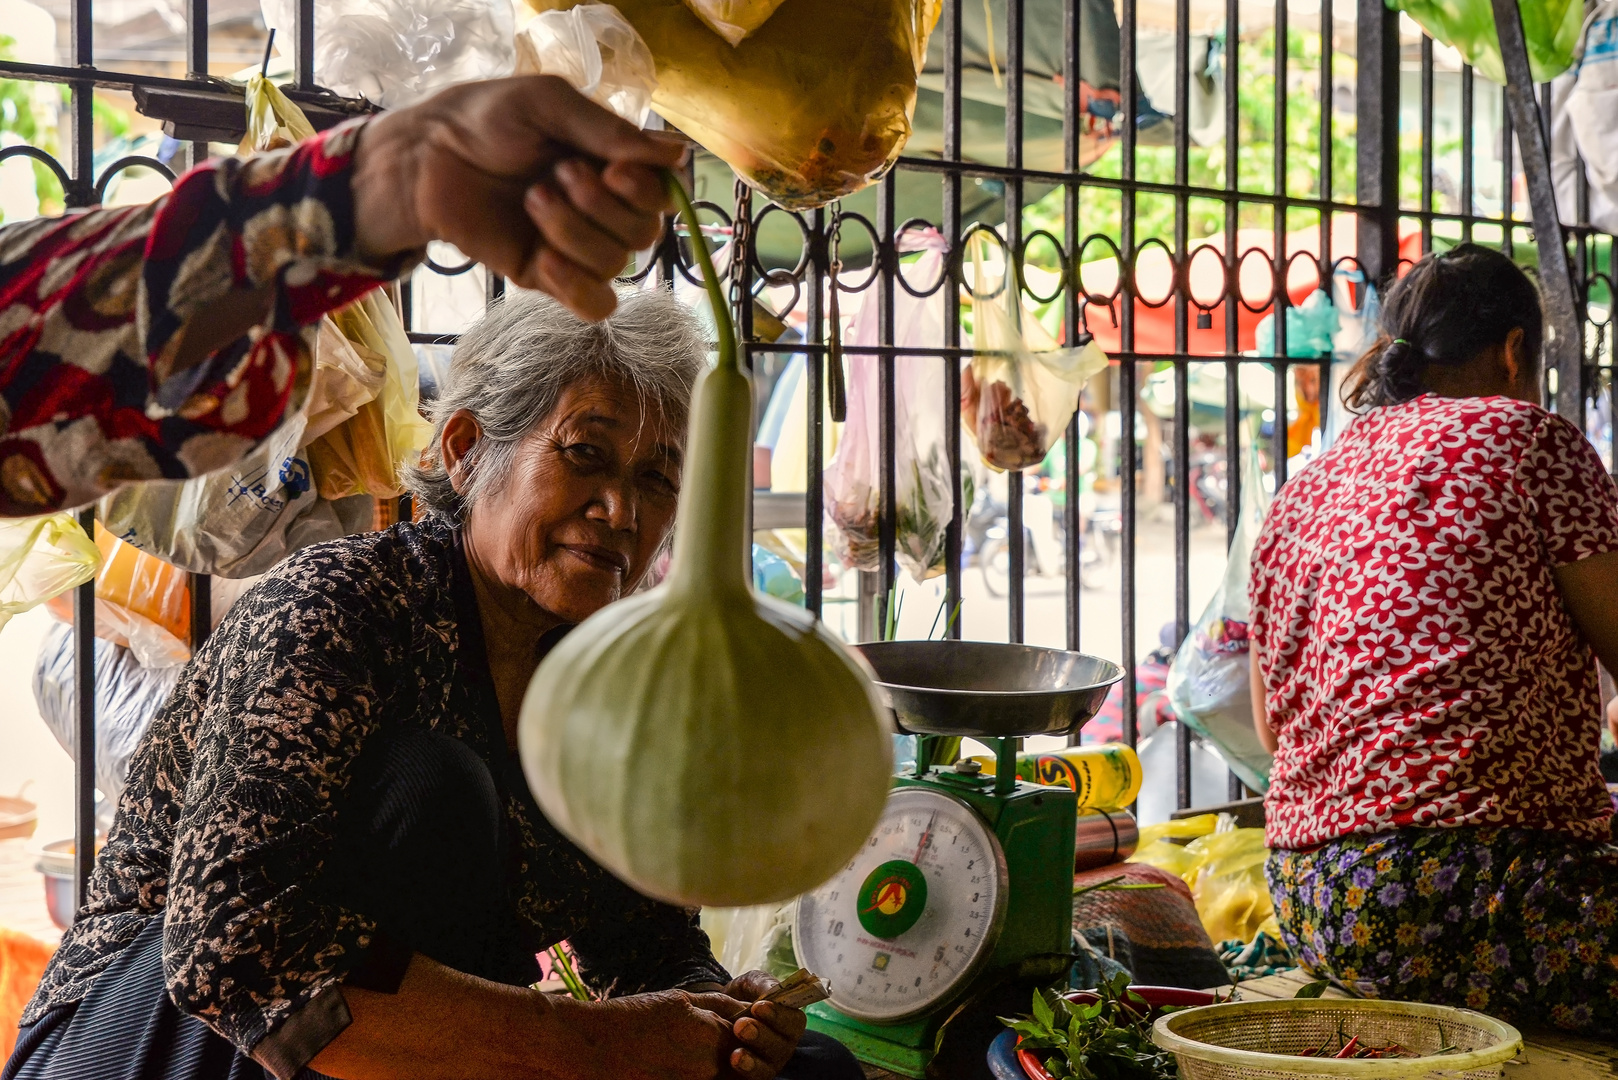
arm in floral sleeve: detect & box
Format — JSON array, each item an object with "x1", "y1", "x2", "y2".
[
  {"x1": 0, "y1": 117, "x2": 410, "y2": 516},
  {"x1": 567, "y1": 884, "x2": 729, "y2": 998}
]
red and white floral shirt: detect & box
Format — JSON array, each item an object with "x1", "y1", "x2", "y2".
[{"x1": 1251, "y1": 393, "x2": 1618, "y2": 849}]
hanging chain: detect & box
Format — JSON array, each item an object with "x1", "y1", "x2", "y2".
[
  {"x1": 730, "y1": 178, "x2": 753, "y2": 321},
  {"x1": 826, "y1": 201, "x2": 847, "y2": 423}
]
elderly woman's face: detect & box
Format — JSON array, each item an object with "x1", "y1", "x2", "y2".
[{"x1": 453, "y1": 376, "x2": 683, "y2": 624}]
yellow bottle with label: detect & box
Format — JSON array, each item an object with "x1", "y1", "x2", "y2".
[{"x1": 968, "y1": 744, "x2": 1142, "y2": 811}]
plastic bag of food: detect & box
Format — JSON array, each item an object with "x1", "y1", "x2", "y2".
[
  {"x1": 963, "y1": 238, "x2": 1109, "y2": 471},
  {"x1": 678, "y1": 0, "x2": 787, "y2": 45},
  {"x1": 1129, "y1": 817, "x2": 1279, "y2": 945},
  {"x1": 241, "y1": 72, "x2": 313, "y2": 153},
  {"x1": 526, "y1": 0, "x2": 941, "y2": 208},
  {"x1": 44, "y1": 524, "x2": 191, "y2": 668},
  {"x1": 96, "y1": 412, "x2": 375, "y2": 579},
  {"x1": 823, "y1": 236, "x2": 957, "y2": 580},
  {"x1": 514, "y1": 2, "x2": 658, "y2": 125},
  {"x1": 0, "y1": 514, "x2": 101, "y2": 634},
  {"x1": 260, "y1": 0, "x2": 515, "y2": 108},
  {"x1": 33, "y1": 621, "x2": 184, "y2": 810},
  {"x1": 1165, "y1": 445, "x2": 1273, "y2": 793},
  {"x1": 1388, "y1": 0, "x2": 1581, "y2": 84},
  {"x1": 304, "y1": 297, "x2": 433, "y2": 498}
]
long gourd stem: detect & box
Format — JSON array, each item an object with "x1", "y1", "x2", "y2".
[{"x1": 664, "y1": 171, "x2": 738, "y2": 372}]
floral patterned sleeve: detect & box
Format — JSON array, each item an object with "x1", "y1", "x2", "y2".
[
  {"x1": 0, "y1": 117, "x2": 407, "y2": 516},
  {"x1": 1513, "y1": 412, "x2": 1618, "y2": 567}
]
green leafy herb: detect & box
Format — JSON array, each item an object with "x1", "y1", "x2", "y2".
[
  {"x1": 998, "y1": 973, "x2": 1178, "y2": 1079},
  {"x1": 1292, "y1": 979, "x2": 1331, "y2": 999}
]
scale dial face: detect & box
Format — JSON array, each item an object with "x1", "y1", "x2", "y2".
[{"x1": 795, "y1": 787, "x2": 1008, "y2": 1024}]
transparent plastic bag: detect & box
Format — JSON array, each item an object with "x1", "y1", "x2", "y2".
[
  {"x1": 824, "y1": 237, "x2": 957, "y2": 581},
  {"x1": 1389, "y1": 0, "x2": 1581, "y2": 84},
  {"x1": 260, "y1": 0, "x2": 515, "y2": 108},
  {"x1": 680, "y1": 0, "x2": 788, "y2": 45},
  {"x1": 240, "y1": 73, "x2": 313, "y2": 154},
  {"x1": 1165, "y1": 445, "x2": 1273, "y2": 793},
  {"x1": 44, "y1": 524, "x2": 191, "y2": 669},
  {"x1": 0, "y1": 514, "x2": 101, "y2": 633},
  {"x1": 963, "y1": 238, "x2": 1109, "y2": 471},
  {"x1": 528, "y1": 0, "x2": 941, "y2": 208},
  {"x1": 514, "y1": 2, "x2": 657, "y2": 126},
  {"x1": 699, "y1": 900, "x2": 796, "y2": 975},
  {"x1": 34, "y1": 621, "x2": 184, "y2": 810}
]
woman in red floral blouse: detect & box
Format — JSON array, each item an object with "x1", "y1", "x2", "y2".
[{"x1": 1251, "y1": 244, "x2": 1618, "y2": 1032}]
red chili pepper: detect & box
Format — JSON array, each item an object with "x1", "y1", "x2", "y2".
[{"x1": 1335, "y1": 1036, "x2": 1362, "y2": 1059}]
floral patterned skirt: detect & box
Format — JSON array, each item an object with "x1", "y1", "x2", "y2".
[{"x1": 1266, "y1": 827, "x2": 1618, "y2": 1034}]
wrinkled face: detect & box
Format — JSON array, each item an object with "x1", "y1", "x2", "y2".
[{"x1": 460, "y1": 377, "x2": 684, "y2": 624}]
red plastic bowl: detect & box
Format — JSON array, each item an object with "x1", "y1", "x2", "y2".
[{"x1": 1015, "y1": 988, "x2": 1218, "y2": 1080}]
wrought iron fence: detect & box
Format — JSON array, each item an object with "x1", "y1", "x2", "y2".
[{"x1": 1, "y1": 0, "x2": 1613, "y2": 907}]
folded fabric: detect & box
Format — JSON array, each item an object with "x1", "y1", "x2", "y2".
[
  {"x1": 1072, "y1": 862, "x2": 1232, "y2": 989},
  {"x1": 1217, "y1": 931, "x2": 1293, "y2": 982}
]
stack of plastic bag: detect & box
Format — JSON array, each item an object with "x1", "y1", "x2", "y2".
[
  {"x1": 963, "y1": 237, "x2": 1108, "y2": 472},
  {"x1": 0, "y1": 514, "x2": 100, "y2": 634},
  {"x1": 520, "y1": 0, "x2": 942, "y2": 209}
]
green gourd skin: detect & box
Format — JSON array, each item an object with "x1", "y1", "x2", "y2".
[{"x1": 516, "y1": 174, "x2": 893, "y2": 908}]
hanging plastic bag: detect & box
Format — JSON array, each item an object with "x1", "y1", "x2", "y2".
[
  {"x1": 515, "y1": 2, "x2": 658, "y2": 125},
  {"x1": 96, "y1": 412, "x2": 376, "y2": 579},
  {"x1": 237, "y1": 83, "x2": 434, "y2": 500},
  {"x1": 1388, "y1": 0, "x2": 1581, "y2": 85},
  {"x1": 963, "y1": 238, "x2": 1108, "y2": 471},
  {"x1": 1552, "y1": 66, "x2": 1618, "y2": 235},
  {"x1": 1165, "y1": 445, "x2": 1273, "y2": 794},
  {"x1": 525, "y1": 0, "x2": 941, "y2": 208},
  {"x1": 0, "y1": 514, "x2": 101, "y2": 633},
  {"x1": 678, "y1": 0, "x2": 788, "y2": 46},
  {"x1": 823, "y1": 234, "x2": 958, "y2": 581},
  {"x1": 43, "y1": 524, "x2": 191, "y2": 669},
  {"x1": 260, "y1": 0, "x2": 515, "y2": 108},
  {"x1": 34, "y1": 621, "x2": 184, "y2": 811},
  {"x1": 304, "y1": 296, "x2": 433, "y2": 498}
]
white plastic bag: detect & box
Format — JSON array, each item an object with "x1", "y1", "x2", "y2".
[
  {"x1": 1566, "y1": 2, "x2": 1618, "y2": 216},
  {"x1": 1165, "y1": 446, "x2": 1273, "y2": 793},
  {"x1": 97, "y1": 415, "x2": 375, "y2": 579},
  {"x1": 824, "y1": 233, "x2": 958, "y2": 581},
  {"x1": 514, "y1": 2, "x2": 657, "y2": 126},
  {"x1": 34, "y1": 622, "x2": 183, "y2": 818},
  {"x1": 700, "y1": 901, "x2": 797, "y2": 976},
  {"x1": 260, "y1": 0, "x2": 515, "y2": 108},
  {"x1": 679, "y1": 0, "x2": 788, "y2": 46},
  {"x1": 0, "y1": 514, "x2": 101, "y2": 633}
]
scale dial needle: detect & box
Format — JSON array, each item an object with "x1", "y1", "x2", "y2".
[{"x1": 913, "y1": 811, "x2": 937, "y2": 865}]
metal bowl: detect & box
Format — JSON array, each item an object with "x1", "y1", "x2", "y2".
[{"x1": 853, "y1": 640, "x2": 1124, "y2": 738}]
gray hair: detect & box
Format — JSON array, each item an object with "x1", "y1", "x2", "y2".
[{"x1": 403, "y1": 286, "x2": 706, "y2": 523}]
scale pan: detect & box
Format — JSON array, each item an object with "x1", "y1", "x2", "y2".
[{"x1": 852, "y1": 640, "x2": 1125, "y2": 738}]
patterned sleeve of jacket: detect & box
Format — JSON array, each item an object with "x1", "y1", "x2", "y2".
[
  {"x1": 567, "y1": 885, "x2": 730, "y2": 996},
  {"x1": 159, "y1": 550, "x2": 397, "y2": 1069},
  {"x1": 0, "y1": 117, "x2": 406, "y2": 516}
]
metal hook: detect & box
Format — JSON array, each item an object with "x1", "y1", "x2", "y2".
[{"x1": 827, "y1": 203, "x2": 847, "y2": 423}]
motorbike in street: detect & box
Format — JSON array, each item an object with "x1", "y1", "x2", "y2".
[{"x1": 977, "y1": 501, "x2": 1121, "y2": 596}]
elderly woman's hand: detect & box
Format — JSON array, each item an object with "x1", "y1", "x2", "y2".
[
  {"x1": 352, "y1": 76, "x2": 686, "y2": 321},
  {"x1": 714, "y1": 971, "x2": 808, "y2": 1080}
]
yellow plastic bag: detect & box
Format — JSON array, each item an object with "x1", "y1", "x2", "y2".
[
  {"x1": 964, "y1": 238, "x2": 1109, "y2": 471},
  {"x1": 0, "y1": 514, "x2": 101, "y2": 632},
  {"x1": 242, "y1": 76, "x2": 432, "y2": 499},
  {"x1": 304, "y1": 296, "x2": 431, "y2": 498},
  {"x1": 526, "y1": 0, "x2": 942, "y2": 208},
  {"x1": 1129, "y1": 818, "x2": 1279, "y2": 945},
  {"x1": 44, "y1": 524, "x2": 191, "y2": 668}
]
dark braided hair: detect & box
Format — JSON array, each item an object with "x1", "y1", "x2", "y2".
[{"x1": 1343, "y1": 243, "x2": 1544, "y2": 411}]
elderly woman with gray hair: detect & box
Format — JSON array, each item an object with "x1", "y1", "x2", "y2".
[{"x1": 8, "y1": 289, "x2": 860, "y2": 1080}]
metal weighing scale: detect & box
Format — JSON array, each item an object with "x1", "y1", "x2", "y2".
[{"x1": 795, "y1": 640, "x2": 1124, "y2": 1077}]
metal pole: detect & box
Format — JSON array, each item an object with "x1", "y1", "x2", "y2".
[{"x1": 1490, "y1": 0, "x2": 1582, "y2": 418}]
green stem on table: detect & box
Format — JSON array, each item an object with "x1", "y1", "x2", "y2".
[{"x1": 548, "y1": 944, "x2": 593, "y2": 1002}]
